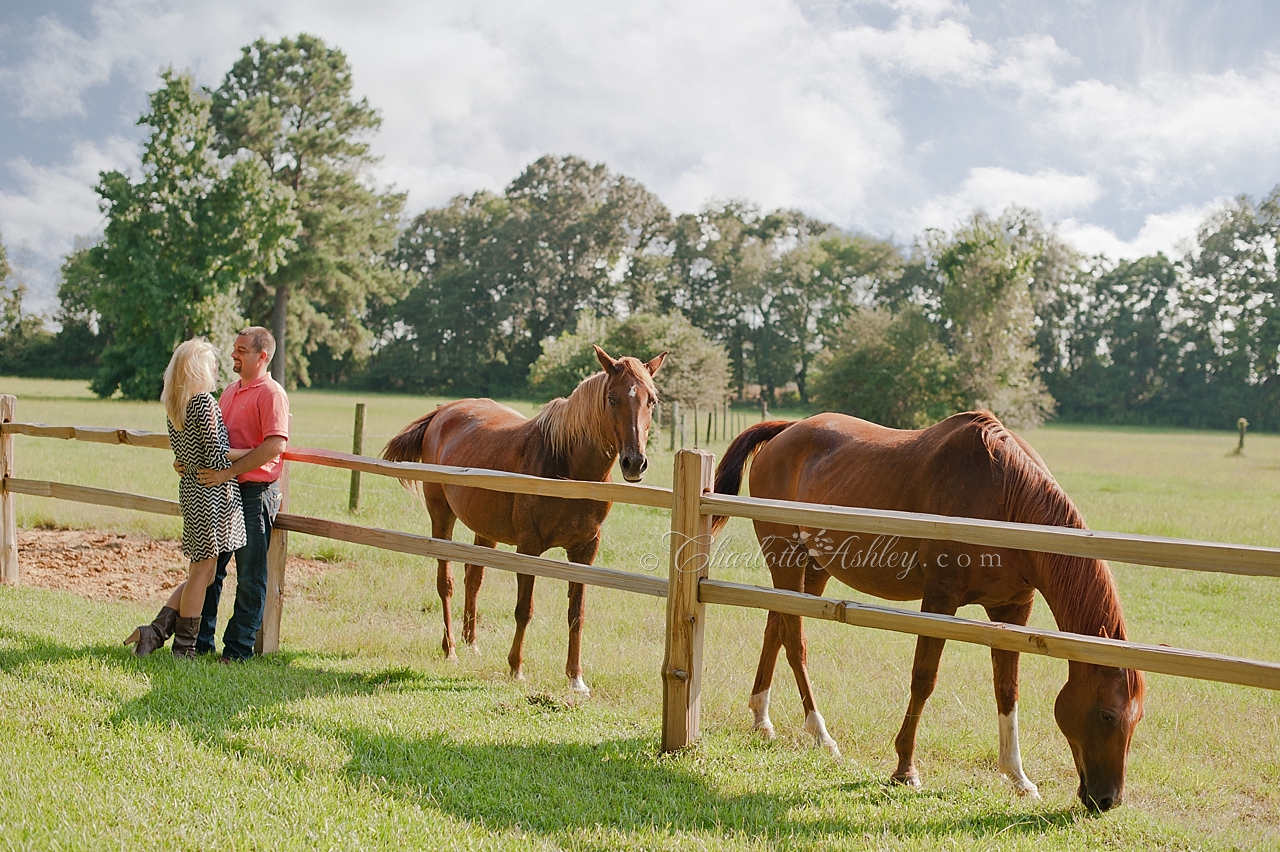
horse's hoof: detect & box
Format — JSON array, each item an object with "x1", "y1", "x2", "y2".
[
  {"x1": 568, "y1": 675, "x2": 590, "y2": 696},
  {"x1": 891, "y1": 772, "x2": 922, "y2": 790},
  {"x1": 445, "y1": 650, "x2": 459, "y2": 663},
  {"x1": 1013, "y1": 779, "x2": 1041, "y2": 799},
  {"x1": 803, "y1": 710, "x2": 841, "y2": 759},
  {"x1": 466, "y1": 642, "x2": 481, "y2": 656},
  {"x1": 753, "y1": 722, "x2": 776, "y2": 741},
  {"x1": 509, "y1": 668, "x2": 525, "y2": 682}
]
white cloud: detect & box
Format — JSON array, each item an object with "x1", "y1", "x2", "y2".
[
  {"x1": 1058, "y1": 201, "x2": 1223, "y2": 262},
  {"x1": 0, "y1": 137, "x2": 136, "y2": 310},
  {"x1": 1046, "y1": 57, "x2": 1280, "y2": 186},
  {"x1": 908, "y1": 166, "x2": 1101, "y2": 232}
]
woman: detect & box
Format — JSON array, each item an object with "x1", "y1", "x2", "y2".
[{"x1": 124, "y1": 339, "x2": 248, "y2": 658}]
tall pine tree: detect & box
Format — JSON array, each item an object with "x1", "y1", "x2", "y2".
[{"x1": 211, "y1": 34, "x2": 406, "y2": 386}]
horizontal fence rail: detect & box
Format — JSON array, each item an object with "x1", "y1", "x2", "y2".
[
  {"x1": 276, "y1": 513, "x2": 667, "y2": 598},
  {"x1": 0, "y1": 422, "x2": 674, "y2": 510},
  {"x1": 0, "y1": 474, "x2": 666, "y2": 598},
  {"x1": 4, "y1": 478, "x2": 182, "y2": 517},
  {"x1": 283, "y1": 446, "x2": 674, "y2": 510},
  {"x1": 700, "y1": 578, "x2": 1280, "y2": 691},
  {"x1": 703, "y1": 493, "x2": 1280, "y2": 579}
]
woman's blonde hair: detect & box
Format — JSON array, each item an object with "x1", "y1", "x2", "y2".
[{"x1": 162, "y1": 338, "x2": 220, "y2": 430}]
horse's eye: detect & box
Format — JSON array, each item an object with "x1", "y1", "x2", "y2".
[
  {"x1": 1100, "y1": 710, "x2": 1116, "y2": 726},
  {"x1": 608, "y1": 396, "x2": 619, "y2": 406}
]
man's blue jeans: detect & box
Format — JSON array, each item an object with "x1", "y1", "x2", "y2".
[{"x1": 197, "y1": 480, "x2": 280, "y2": 660}]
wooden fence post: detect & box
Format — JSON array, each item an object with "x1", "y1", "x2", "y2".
[
  {"x1": 1, "y1": 395, "x2": 17, "y2": 584},
  {"x1": 662, "y1": 448, "x2": 714, "y2": 752},
  {"x1": 256, "y1": 414, "x2": 292, "y2": 654},
  {"x1": 348, "y1": 402, "x2": 365, "y2": 512}
]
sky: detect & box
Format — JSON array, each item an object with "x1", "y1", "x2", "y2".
[{"x1": 3, "y1": 0, "x2": 1280, "y2": 314}]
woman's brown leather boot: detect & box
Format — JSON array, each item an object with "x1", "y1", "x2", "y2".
[
  {"x1": 123, "y1": 606, "x2": 179, "y2": 657},
  {"x1": 171, "y1": 616, "x2": 201, "y2": 660}
]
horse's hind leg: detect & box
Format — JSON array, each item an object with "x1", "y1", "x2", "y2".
[
  {"x1": 892, "y1": 592, "x2": 959, "y2": 788},
  {"x1": 507, "y1": 570, "x2": 536, "y2": 681},
  {"x1": 462, "y1": 536, "x2": 493, "y2": 652},
  {"x1": 564, "y1": 538, "x2": 599, "y2": 696},
  {"x1": 750, "y1": 610, "x2": 785, "y2": 739},
  {"x1": 986, "y1": 600, "x2": 1039, "y2": 798},
  {"x1": 425, "y1": 489, "x2": 458, "y2": 660}
]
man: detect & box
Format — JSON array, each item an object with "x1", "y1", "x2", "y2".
[{"x1": 194, "y1": 327, "x2": 290, "y2": 662}]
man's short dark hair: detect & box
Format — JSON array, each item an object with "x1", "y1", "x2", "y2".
[{"x1": 239, "y1": 326, "x2": 276, "y2": 360}]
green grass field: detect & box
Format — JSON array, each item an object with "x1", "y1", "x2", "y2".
[{"x1": 1, "y1": 376, "x2": 1278, "y2": 850}]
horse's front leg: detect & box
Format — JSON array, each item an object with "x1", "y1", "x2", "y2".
[
  {"x1": 564, "y1": 537, "x2": 600, "y2": 696},
  {"x1": 986, "y1": 600, "x2": 1039, "y2": 798},
  {"x1": 892, "y1": 592, "x2": 959, "y2": 788},
  {"x1": 778, "y1": 563, "x2": 837, "y2": 757},
  {"x1": 462, "y1": 536, "x2": 494, "y2": 652},
  {"x1": 507, "y1": 571, "x2": 536, "y2": 681}
]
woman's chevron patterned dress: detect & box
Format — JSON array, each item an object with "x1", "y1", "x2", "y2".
[{"x1": 169, "y1": 393, "x2": 247, "y2": 561}]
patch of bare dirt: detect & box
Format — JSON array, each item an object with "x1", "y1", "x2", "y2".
[{"x1": 17, "y1": 527, "x2": 342, "y2": 603}]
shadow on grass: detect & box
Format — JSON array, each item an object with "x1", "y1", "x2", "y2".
[{"x1": 0, "y1": 623, "x2": 1085, "y2": 845}]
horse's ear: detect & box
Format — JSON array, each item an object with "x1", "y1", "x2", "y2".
[
  {"x1": 593, "y1": 344, "x2": 620, "y2": 374},
  {"x1": 645, "y1": 351, "x2": 668, "y2": 376}
]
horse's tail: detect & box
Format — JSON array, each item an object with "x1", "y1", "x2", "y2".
[
  {"x1": 710, "y1": 420, "x2": 795, "y2": 535},
  {"x1": 382, "y1": 409, "x2": 442, "y2": 495}
]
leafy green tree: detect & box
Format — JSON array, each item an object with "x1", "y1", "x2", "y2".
[
  {"x1": 211, "y1": 33, "x2": 407, "y2": 387},
  {"x1": 528, "y1": 311, "x2": 730, "y2": 410},
  {"x1": 606, "y1": 312, "x2": 731, "y2": 410},
  {"x1": 1039, "y1": 254, "x2": 1182, "y2": 422},
  {"x1": 380, "y1": 155, "x2": 671, "y2": 395},
  {"x1": 812, "y1": 306, "x2": 962, "y2": 428},
  {"x1": 748, "y1": 231, "x2": 903, "y2": 404},
  {"x1": 87, "y1": 71, "x2": 298, "y2": 399},
  {"x1": 901, "y1": 211, "x2": 1056, "y2": 427},
  {"x1": 527, "y1": 312, "x2": 617, "y2": 399},
  {"x1": 0, "y1": 234, "x2": 52, "y2": 374}
]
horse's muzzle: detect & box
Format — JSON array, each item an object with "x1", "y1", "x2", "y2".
[
  {"x1": 1079, "y1": 783, "x2": 1121, "y2": 813},
  {"x1": 620, "y1": 452, "x2": 648, "y2": 482}
]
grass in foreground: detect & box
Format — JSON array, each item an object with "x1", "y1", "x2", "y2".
[{"x1": 1, "y1": 377, "x2": 1279, "y2": 849}]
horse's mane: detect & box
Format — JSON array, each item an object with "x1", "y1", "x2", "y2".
[
  {"x1": 533, "y1": 360, "x2": 656, "y2": 459},
  {"x1": 972, "y1": 412, "x2": 1131, "y2": 648}
]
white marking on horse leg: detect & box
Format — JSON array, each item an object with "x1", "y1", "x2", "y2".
[
  {"x1": 804, "y1": 710, "x2": 842, "y2": 759},
  {"x1": 568, "y1": 675, "x2": 590, "y2": 696},
  {"x1": 748, "y1": 689, "x2": 775, "y2": 740},
  {"x1": 998, "y1": 708, "x2": 1040, "y2": 799},
  {"x1": 510, "y1": 666, "x2": 525, "y2": 682}
]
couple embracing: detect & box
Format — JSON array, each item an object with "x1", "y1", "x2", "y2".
[{"x1": 124, "y1": 327, "x2": 289, "y2": 662}]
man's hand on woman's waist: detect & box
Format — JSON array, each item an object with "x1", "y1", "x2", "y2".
[{"x1": 197, "y1": 435, "x2": 287, "y2": 486}]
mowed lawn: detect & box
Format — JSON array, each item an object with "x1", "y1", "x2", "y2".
[{"x1": 1, "y1": 375, "x2": 1278, "y2": 851}]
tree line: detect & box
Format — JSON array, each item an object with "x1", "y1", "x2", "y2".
[{"x1": 3, "y1": 33, "x2": 1280, "y2": 431}]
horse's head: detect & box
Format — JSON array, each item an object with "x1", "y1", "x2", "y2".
[
  {"x1": 1054, "y1": 662, "x2": 1145, "y2": 812},
  {"x1": 593, "y1": 344, "x2": 665, "y2": 482}
]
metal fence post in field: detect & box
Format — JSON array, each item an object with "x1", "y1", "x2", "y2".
[
  {"x1": 662, "y1": 448, "x2": 714, "y2": 752},
  {"x1": 349, "y1": 403, "x2": 366, "y2": 512},
  {"x1": 0, "y1": 394, "x2": 16, "y2": 584},
  {"x1": 256, "y1": 413, "x2": 292, "y2": 655}
]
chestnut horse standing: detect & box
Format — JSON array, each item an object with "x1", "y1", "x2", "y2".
[
  {"x1": 712, "y1": 411, "x2": 1145, "y2": 811},
  {"x1": 383, "y1": 346, "x2": 664, "y2": 695}
]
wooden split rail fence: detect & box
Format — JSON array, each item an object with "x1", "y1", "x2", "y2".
[{"x1": 2, "y1": 393, "x2": 1280, "y2": 753}]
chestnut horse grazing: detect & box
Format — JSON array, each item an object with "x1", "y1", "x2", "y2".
[
  {"x1": 383, "y1": 346, "x2": 664, "y2": 695},
  {"x1": 712, "y1": 411, "x2": 1145, "y2": 811}
]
